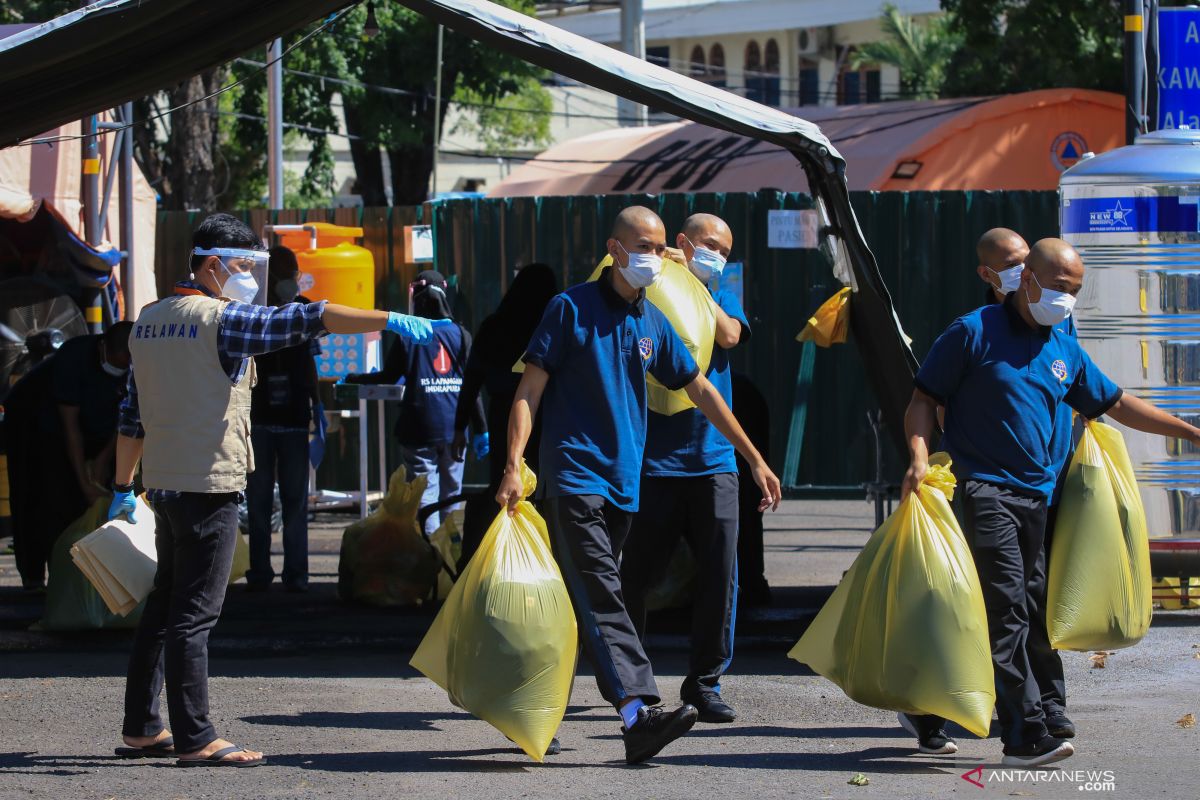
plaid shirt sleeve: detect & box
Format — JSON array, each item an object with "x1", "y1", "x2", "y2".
[
  {"x1": 217, "y1": 300, "x2": 329, "y2": 378},
  {"x1": 117, "y1": 367, "x2": 145, "y2": 439}
]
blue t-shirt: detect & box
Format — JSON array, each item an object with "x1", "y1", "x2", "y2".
[
  {"x1": 916, "y1": 297, "x2": 1120, "y2": 498},
  {"x1": 524, "y1": 269, "x2": 700, "y2": 511},
  {"x1": 643, "y1": 288, "x2": 750, "y2": 477}
]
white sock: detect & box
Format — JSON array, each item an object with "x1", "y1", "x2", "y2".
[{"x1": 620, "y1": 698, "x2": 646, "y2": 729}]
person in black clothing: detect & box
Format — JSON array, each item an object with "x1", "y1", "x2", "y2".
[
  {"x1": 347, "y1": 270, "x2": 486, "y2": 534},
  {"x1": 452, "y1": 263, "x2": 558, "y2": 569},
  {"x1": 245, "y1": 246, "x2": 320, "y2": 592},
  {"x1": 731, "y1": 371, "x2": 772, "y2": 606},
  {"x1": 5, "y1": 322, "x2": 132, "y2": 589}
]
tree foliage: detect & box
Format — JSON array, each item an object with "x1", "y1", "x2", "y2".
[
  {"x1": 851, "y1": 4, "x2": 961, "y2": 100},
  {"x1": 940, "y1": 0, "x2": 1124, "y2": 97}
]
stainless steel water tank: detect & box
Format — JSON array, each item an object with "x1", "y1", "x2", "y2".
[{"x1": 1060, "y1": 127, "x2": 1200, "y2": 540}]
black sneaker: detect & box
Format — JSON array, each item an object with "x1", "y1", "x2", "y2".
[
  {"x1": 682, "y1": 690, "x2": 737, "y2": 724},
  {"x1": 622, "y1": 704, "x2": 698, "y2": 765},
  {"x1": 1001, "y1": 735, "x2": 1074, "y2": 767},
  {"x1": 897, "y1": 713, "x2": 958, "y2": 755},
  {"x1": 1045, "y1": 712, "x2": 1076, "y2": 739}
]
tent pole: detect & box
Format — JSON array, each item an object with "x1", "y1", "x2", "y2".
[
  {"x1": 82, "y1": 113, "x2": 104, "y2": 332},
  {"x1": 267, "y1": 37, "x2": 285, "y2": 209},
  {"x1": 119, "y1": 102, "x2": 135, "y2": 318}
]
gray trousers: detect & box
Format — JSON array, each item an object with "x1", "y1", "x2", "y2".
[
  {"x1": 544, "y1": 494, "x2": 660, "y2": 707},
  {"x1": 621, "y1": 473, "x2": 739, "y2": 696}
]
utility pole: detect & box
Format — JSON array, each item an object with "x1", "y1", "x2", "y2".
[
  {"x1": 267, "y1": 37, "x2": 284, "y2": 208},
  {"x1": 619, "y1": 0, "x2": 647, "y2": 126},
  {"x1": 1124, "y1": 0, "x2": 1147, "y2": 144},
  {"x1": 432, "y1": 24, "x2": 444, "y2": 200}
]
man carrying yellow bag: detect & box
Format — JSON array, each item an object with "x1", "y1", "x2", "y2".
[
  {"x1": 904, "y1": 239, "x2": 1200, "y2": 767},
  {"x1": 411, "y1": 462, "x2": 575, "y2": 762},
  {"x1": 790, "y1": 455, "x2": 995, "y2": 738}
]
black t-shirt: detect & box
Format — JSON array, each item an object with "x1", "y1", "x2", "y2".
[{"x1": 51, "y1": 334, "x2": 127, "y2": 455}]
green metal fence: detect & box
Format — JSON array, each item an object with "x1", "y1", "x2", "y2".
[{"x1": 156, "y1": 189, "x2": 1060, "y2": 490}]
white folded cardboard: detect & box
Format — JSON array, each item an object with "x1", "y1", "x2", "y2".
[{"x1": 70, "y1": 499, "x2": 157, "y2": 616}]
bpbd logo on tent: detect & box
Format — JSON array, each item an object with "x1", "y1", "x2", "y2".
[{"x1": 1051, "y1": 132, "x2": 1087, "y2": 171}]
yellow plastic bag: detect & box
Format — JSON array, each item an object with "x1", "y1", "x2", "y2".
[
  {"x1": 337, "y1": 467, "x2": 440, "y2": 606},
  {"x1": 797, "y1": 287, "x2": 851, "y2": 347},
  {"x1": 429, "y1": 508, "x2": 465, "y2": 600},
  {"x1": 1153, "y1": 577, "x2": 1200, "y2": 610},
  {"x1": 410, "y1": 462, "x2": 577, "y2": 762},
  {"x1": 229, "y1": 529, "x2": 250, "y2": 585},
  {"x1": 1048, "y1": 422, "x2": 1152, "y2": 650},
  {"x1": 788, "y1": 455, "x2": 995, "y2": 738},
  {"x1": 588, "y1": 255, "x2": 717, "y2": 416}
]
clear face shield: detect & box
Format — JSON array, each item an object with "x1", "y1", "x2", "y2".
[{"x1": 193, "y1": 247, "x2": 270, "y2": 305}]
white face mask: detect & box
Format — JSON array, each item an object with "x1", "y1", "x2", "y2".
[
  {"x1": 686, "y1": 237, "x2": 727, "y2": 283},
  {"x1": 1026, "y1": 274, "x2": 1076, "y2": 326},
  {"x1": 220, "y1": 260, "x2": 260, "y2": 304},
  {"x1": 616, "y1": 242, "x2": 663, "y2": 289},
  {"x1": 989, "y1": 263, "x2": 1024, "y2": 294}
]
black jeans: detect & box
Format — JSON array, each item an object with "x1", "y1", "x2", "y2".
[
  {"x1": 246, "y1": 429, "x2": 310, "y2": 588},
  {"x1": 1026, "y1": 503, "x2": 1067, "y2": 715},
  {"x1": 544, "y1": 494, "x2": 660, "y2": 707},
  {"x1": 123, "y1": 492, "x2": 239, "y2": 753},
  {"x1": 621, "y1": 473, "x2": 739, "y2": 697}
]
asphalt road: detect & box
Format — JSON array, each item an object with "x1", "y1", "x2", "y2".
[{"x1": 1, "y1": 500, "x2": 1197, "y2": 800}]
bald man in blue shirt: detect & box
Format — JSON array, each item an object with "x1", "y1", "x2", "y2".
[
  {"x1": 497, "y1": 206, "x2": 780, "y2": 765},
  {"x1": 904, "y1": 238, "x2": 1200, "y2": 768}
]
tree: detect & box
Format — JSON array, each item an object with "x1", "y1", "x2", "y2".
[
  {"x1": 939, "y1": 0, "x2": 1123, "y2": 97},
  {"x1": 850, "y1": 4, "x2": 961, "y2": 100}
]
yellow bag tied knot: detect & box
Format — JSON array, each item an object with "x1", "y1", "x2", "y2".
[
  {"x1": 588, "y1": 255, "x2": 717, "y2": 416},
  {"x1": 411, "y1": 461, "x2": 577, "y2": 762},
  {"x1": 788, "y1": 453, "x2": 995, "y2": 738},
  {"x1": 1047, "y1": 421, "x2": 1152, "y2": 651},
  {"x1": 797, "y1": 286, "x2": 851, "y2": 347}
]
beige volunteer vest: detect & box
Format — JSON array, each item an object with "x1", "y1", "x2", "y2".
[{"x1": 129, "y1": 294, "x2": 256, "y2": 493}]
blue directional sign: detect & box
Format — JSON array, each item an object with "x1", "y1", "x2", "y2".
[{"x1": 1159, "y1": 8, "x2": 1200, "y2": 130}]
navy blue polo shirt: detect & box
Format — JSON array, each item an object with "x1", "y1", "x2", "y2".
[
  {"x1": 524, "y1": 268, "x2": 700, "y2": 510},
  {"x1": 916, "y1": 296, "x2": 1120, "y2": 498},
  {"x1": 643, "y1": 288, "x2": 750, "y2": 477}
]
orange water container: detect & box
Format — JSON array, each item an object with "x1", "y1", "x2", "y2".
[{"x1": 273, "y1": 223, "x2": 375, "y2": 309}]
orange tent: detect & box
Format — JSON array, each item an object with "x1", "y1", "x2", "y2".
[{"x1": 489, "y1": 89, "x2": 1122, "y2": 197}]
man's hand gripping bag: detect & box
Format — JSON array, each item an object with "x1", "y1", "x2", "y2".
[
  {"x1": 1048, "y1": 421, "x2": 1152, "y2": 651},
  {"x1": 788, "y1": 456, "x2": 995, "y2": 738},
  {"x1": 588, "y1": 255, "x2": 717, "y2": 415},
  {"x1": 410, "y1": 462, "x2": 577, "y2": 762}
]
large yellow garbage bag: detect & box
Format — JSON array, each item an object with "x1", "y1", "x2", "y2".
[
  {"x1": 588, "y1": 255, "x2": 717, "y2": 416},
  {"x1": 429, "y1": 508, "x2": 464, "y2": 601},
  {"x1": 410, "y1": 462, "x2": 577, "y2": 762},
  {"x1": 788, "y1": 455, "x2": 995, "y2": 738},
  {"x1": 797, "y1": 287, "x2": 851, "y2": 347},
  {"x1": 338, "y1": 467, "x2": 440, "y2": 606},
  {"x1": 1048, "y1": 422, "x2": 1152, "y2": 650}
]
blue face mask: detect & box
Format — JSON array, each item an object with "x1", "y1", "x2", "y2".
[{"x1": 685, "y1": 236, "x2": 727, "y2": 283}]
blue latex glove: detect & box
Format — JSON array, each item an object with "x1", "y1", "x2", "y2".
[
  {"x1": 108, "y1": 490, "x2": 137, "y2": 523},
  {"x1": 386, "y1": 312, "x2": 434, "y2": 344},
  {"x1": 472, "y1": 432, "x2": 490, "y2": 460},
  {"x1": 310, "y1": 402, "x2": 328, "y2": 469}
]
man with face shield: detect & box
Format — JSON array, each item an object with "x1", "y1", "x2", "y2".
[
  {"x1": 620, "y1": 213, "x2": 748, "y2": 724},
  {"x1": 4, "y1": 321, "x2": 132, "y2": 589},
  {"x1": 346, "y1": 269, "x2": 486, "y2": 535},
  {"x1": 108, "y1": 214, "x2": 436, "y2": 767},
  {"x1": 495, "y1": 206, "x2": 781, "y2": 764},
  {"x1": 903, "y1": 238, "x2": 1200, "y2": 768}
]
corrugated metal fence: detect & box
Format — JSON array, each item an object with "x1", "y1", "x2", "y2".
[{"x1": 156, "y1": 190, "x2": 1060, "y2": 488}]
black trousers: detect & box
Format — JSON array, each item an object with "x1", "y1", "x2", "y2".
[
  {"x1": 246, "y1": 429, "x2": 310, "y2": 588},
  {"x1": 621, "y1": 473, "x2": 739, "y2": 696},
  {"x1": 9, "y1": 430, "x2": 87, "y2": 586},
  {"x1": 544, "y1": 494, "x2": 660, "y2": 707},
  {"x1": 1026, "y1": 503, "x2": 1067, "y2": 715},
  {"x1": 123, "y1": 492, "x2": 239, "y2": 753},
  {"x1": 927, "y1": 480, "x2": 1049, "y2": 748}
]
